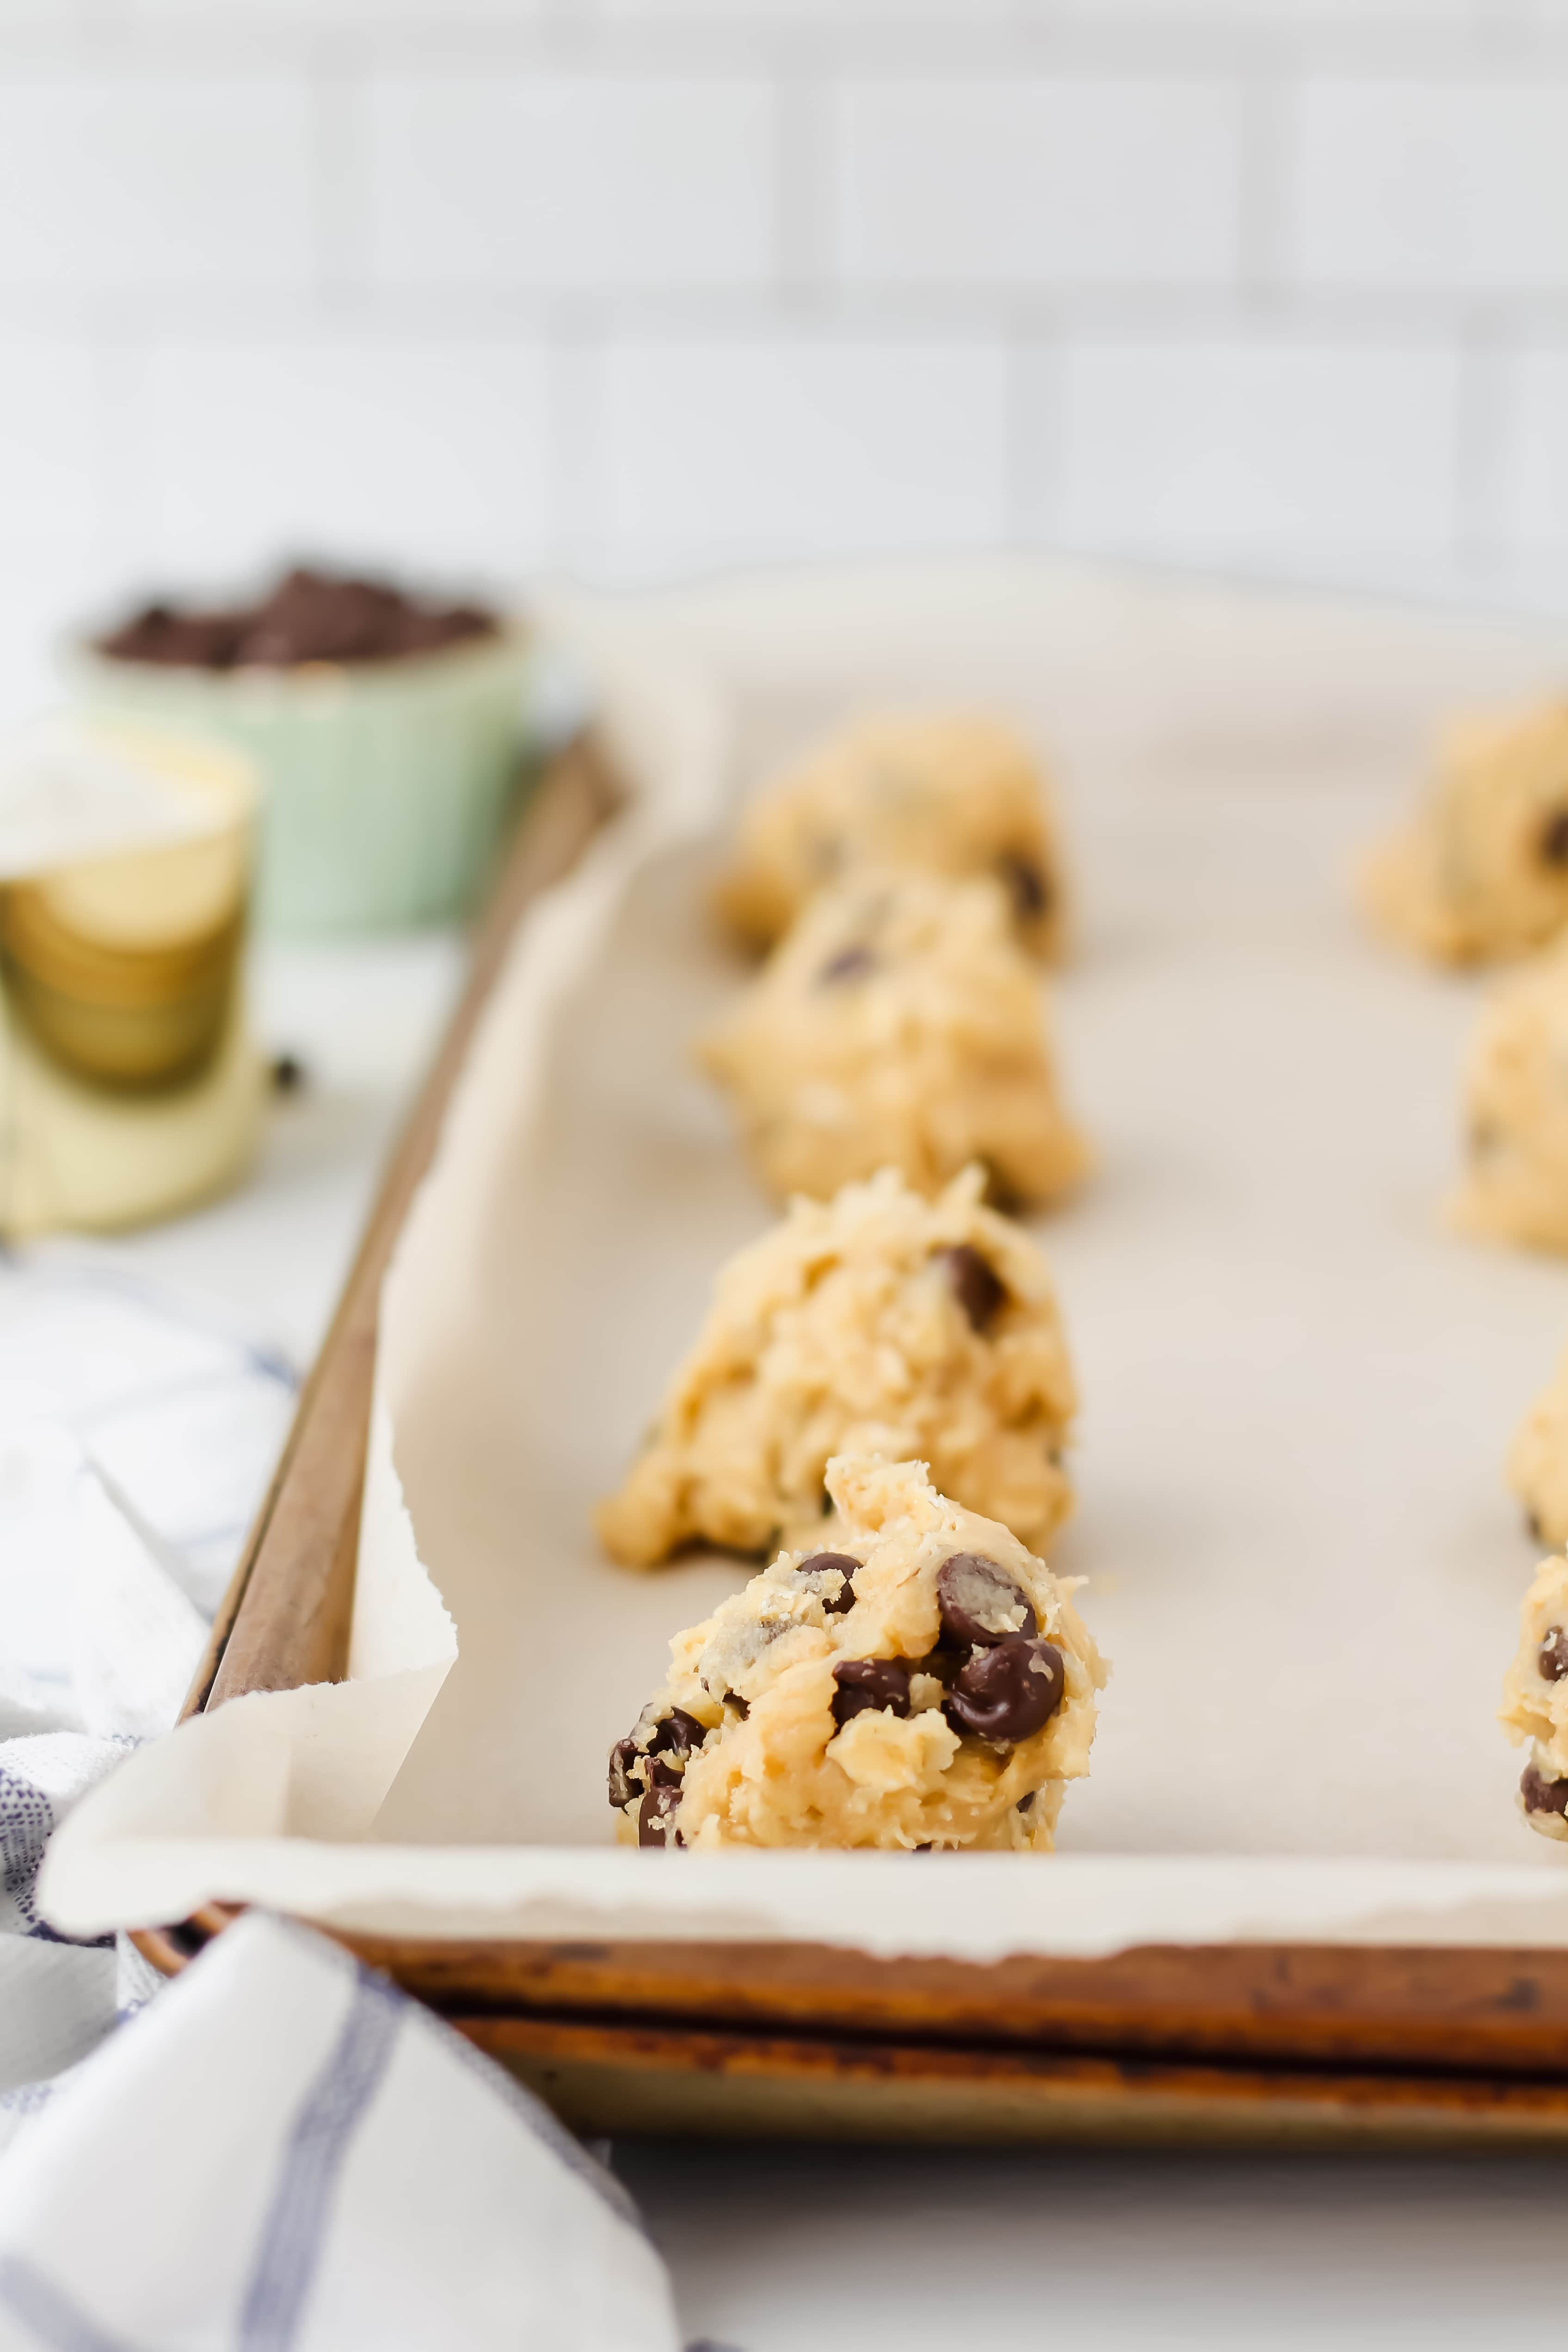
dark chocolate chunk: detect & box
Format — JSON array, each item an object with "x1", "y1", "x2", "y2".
[
  {"x1": 270, "y1": 1053, "x2": 307, "y2": 1095},
  {"x1": 932, "y1": 1243, "x2": 1007, "y2": 1335},
  {"x1": 796, "y1": 1550, "x2": 859, "y2": 1614},
  {"x1": 1540, "y1": 1627, "x2": 1568, "y2": 1681},
  {"x1": 1016, "y1": 1790, "x2": 1035, "y2": 1814},
  {"x1": 607, "y1": 1706, "x2": 704, "y2": 1808},
  {"x1": 1529, "y1": 1509, "x2": 1547, "y2": 1545},
  {"x1": 638, "y1": 1783, "x2": 685, "y2": 1847},
  {"x1": 818, "y1": 944, "x2": 876, "y2": 985},
  {"x1": 944, "y1": 1636, "x2": 1065, "y2": 1745},
  {"x1": 1542, "y1": 810, "x2": 1568, "y2": 867},
  {"x1": 831, "y1": 1656, "x2": 912, "y2": 1727},
  {"x1": 93, "y1": 564, "x2": 498, "y2": 672},
  {"x1": 997, "y1": 850, "x2": 1051, "y2": 922},
  {"x1": 1522, "y1": 1762, "x2": 1568, "y2": 1817},
  {"x1": 935, "y1": 1552, "x2": 1037, "y2": 1649}
]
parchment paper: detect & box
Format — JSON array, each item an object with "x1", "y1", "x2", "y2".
[{"x1": 43, "y1": 558, "x2": 1568, "y2": 1958}]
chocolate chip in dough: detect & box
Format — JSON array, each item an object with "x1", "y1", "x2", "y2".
[
  {"x1": 818, "y1": 943, "x2": 877, "y2": 986},
  {"x1": 796, "y1": 1550, "x2": 859, "y2": 1614},
  {"x1": 944, "y1": 1636, "x2": 1065, "y2": 1745},
  {"x1": 1528, "y1": 1509, "x2": 1548, "y2": 1545},
  {"x1": 935, "y1": 1553, "x2": 1037, "y2": 1649},
  {"x1": 1540, "y1": 1627, "x2": 1568, "y2": 1682},
  {"x1": 1541, "y1": 810, "x2": 1568, "y2": 866},
  {"x1": 831, "y1": 1656, "x2": 912, "y2": 1727},
  {"x1": 1522, "y1": 1762, "x2": 1568, "y2": 1817},
  {"x1": 607, "y1": 1705, "x2": 704, "y2": 1808},
  {"x1": 932, "y1": 1244, "x2": 1007, "y2": 1335},
  {"x1": 997, "y1": 850, "x2": 1051, "y2": 922},
  {"x1": 638, "y1": 1783, "x2": 685, "y2": 1847}
]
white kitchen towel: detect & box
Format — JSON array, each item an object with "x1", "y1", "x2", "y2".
[
  {"x1": 0, "y1": 1911, "x2": 682, "y2": 2352},
  {"x1": 0, "y1": 1263, "x2": 298, "y2": 2139}
]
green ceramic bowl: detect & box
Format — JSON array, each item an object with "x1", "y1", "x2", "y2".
[{"x1": 68, "y1": 628, "x2": 533, "y2": 936}]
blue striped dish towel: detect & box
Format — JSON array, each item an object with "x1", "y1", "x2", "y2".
[
  {"x1": 0, "y1": 1263, "x2": 297, "y2": 2143},
  {"x1": 0, "y1": 1912, "x2": 682, "y2": 2352}
]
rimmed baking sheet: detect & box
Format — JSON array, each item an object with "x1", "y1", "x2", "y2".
[{"x1": 42, "y1": 557, "x2": 1568, "y2": 1958}]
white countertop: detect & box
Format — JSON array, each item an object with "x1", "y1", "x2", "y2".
[{"x1": 26, "y1": 931, "x2": 1568, "y2": 2345}]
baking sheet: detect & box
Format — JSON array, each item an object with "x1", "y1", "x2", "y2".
[{"x1": 42, "y1": 558, "x2": 1568, "y2": 1955}]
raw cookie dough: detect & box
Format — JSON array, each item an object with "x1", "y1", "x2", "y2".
[
  {"x1": 1360, "y1": 702, "x2": 1568, "y2": 966},
  {"x1": 1500, "y1": 1553, "x2": 1568, "y2": 1842},
  {"x1": 1507, "y1": 1347, "x2": 1568, "y2": 1548},
  {"x1": 596, "y1": 1164, "x2": 1077, "y2": 1568},
  {"x1": 715, "y1": 712, "x2": 1068, "y2": 962},
  {"x1": 608, "y1": 1452, "x2": 1105, "y2": 1852},
  {"x1": 698, "y1": 867, "x2": 1090, "y2": 1207},
  {"x1": 1450, "y1": 938, "x2": 1568, "y2": 1252}
]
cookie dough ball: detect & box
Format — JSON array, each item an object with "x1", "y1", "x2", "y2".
[
  {"x1": 1450, "y1": 939, "x2": 1568, "y2": 1252},
  {"x1": 1507, "y1": 1349, "x2": 1568, "y2": 1547},
  {"x1": 596, "y1": 1164, "x2": 1077, "y2": 1569},
  {"x1": 698, "y1": 868, "x2": 1090, "y2": 1208},
  {"x1": 1500, "y1": 1554, "x2": 1568, "y2": 1842},
  {"x1": 715, "y1": 712, "x2": 1068, "y2": 962},
  {"x1": 1360, "y1": 702, "x2": 1568, "y2": 967},
  {"x1": 608, "y1": 1452, "x2": 1105, "y2": 1852}
]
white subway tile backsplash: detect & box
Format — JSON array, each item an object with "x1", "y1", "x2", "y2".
[
  {"x1": 0, "y1": 76, "x2": 313, "y2": 292},
  {"x1": 0, "y1": 337, "x2": 102, "y2": 548},
  {"x1": 361, "y1": 75, "x2": 777, "y2": 291},
  {"x1": 127, "y1": 337, "x2": 553, "y2": 583},
  {"x1": 6, "y1": 11, "x2": 1568, "y2": 670},
  {"x1": 1053, "y1": 336, "x2": 1462, "y2": 560},
  {"x1": 1286, "y1": 79, "x2": 1568, "y2": 292},
  {"x1": 831, "y1": 78, "x2": 1244, "y2": 289},
  {"x1": 1495, "y1": 345, "x2": 1568, "y2": 552},
  {"x1": 579, "y1": 335, "x2": 1009, "y2": 573}
]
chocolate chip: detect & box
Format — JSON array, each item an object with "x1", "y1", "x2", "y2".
[
  {"x1": 818, "y1": 944, "x2": 876, "y2": 985},
  {"x1": 93, "y1": 565, "x2": 498, "y2": 672},
  {"x1": 1016, "y1": 1790, "x2": 1035, "y2": 1814},
  {"x1": 932, "y1": 1244, "x2": 1007, "y2": 1335},
  {"x1": 638, "y1": 1783, "x2": 685, "y2": 1847},
  {"x1": 998, "y1": 851, "x2": 1051, "y2": 922},
  {"x1": 944, "y1": 1636, "x2": 1065, "y2": 1745},
  {"x1": 1542, "y1": 811, "x2": 1568, "y2": 867},
  {"x1": 1529, "y1": 1509, "x2": 1548, "y2": 1545},
  {"x1": 606, "y1": 1706, "x2": 705, "y2": 1808},
  {"x1": 1540, "y1": 1627, "x2": 1568, "y2": 1681},
  {"x1": 831, "y1": 1657, "x2": 912, "y2": 1727},
  {"x1": 1522, "y1": 1762, "x2": 1568, "y2": 1817},
  {"x1": 796, "y1": 1551, "x2": 859, "y2": 1614},
  {"x1": 270, "y1": 1053, "x2": 307, "y2": 1095},
  {"x1": 935, "y1": 1553, "x2": 1037, "y2": 1649}
]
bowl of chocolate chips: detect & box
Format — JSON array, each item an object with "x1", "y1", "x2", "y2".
[{"x1": 73, "y1": 566, "x2": 532, "y2": 934}]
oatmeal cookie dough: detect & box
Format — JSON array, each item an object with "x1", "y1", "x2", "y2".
[
  {"x1": 1507, "y1": 1346, "x2": 1568, "y2": 1549},
  {"x1": 596, "y1": 1165, "x2": 1076, "y2": 1569},
  {"x1": 1360, "y1": 702, "x2": 1568, "y2": 967},
  {"x1": 715, "y1": 712, "x2": 1068, "y2": 962},
  {"x1": 608, "y1": 1453, "x2": 1105, "y2": 1852},
  {"x1": 1500, "y1": 1554, "x2": 1568, "y2": 1842},
  {"x1": 698, "y1": 867, "x2": 1090, "y2": 1208},
  {"x1": 1450, "y1": 939, "x2": 1568, "y2": 1253}
]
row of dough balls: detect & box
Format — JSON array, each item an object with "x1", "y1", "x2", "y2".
[
  {"x1": 1361, "y1": 701, "x2": 1568, "y2": 1842},
  {"x1": 597, "y1": 1172, "x2": 1105, "y2": 1853},
  {"x1": 698, "y1": 713, "x2": 1090, "y2": 1211},
  {"x1": 597, "y1": 713, "x2": 1105, "y2": 1853}
]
